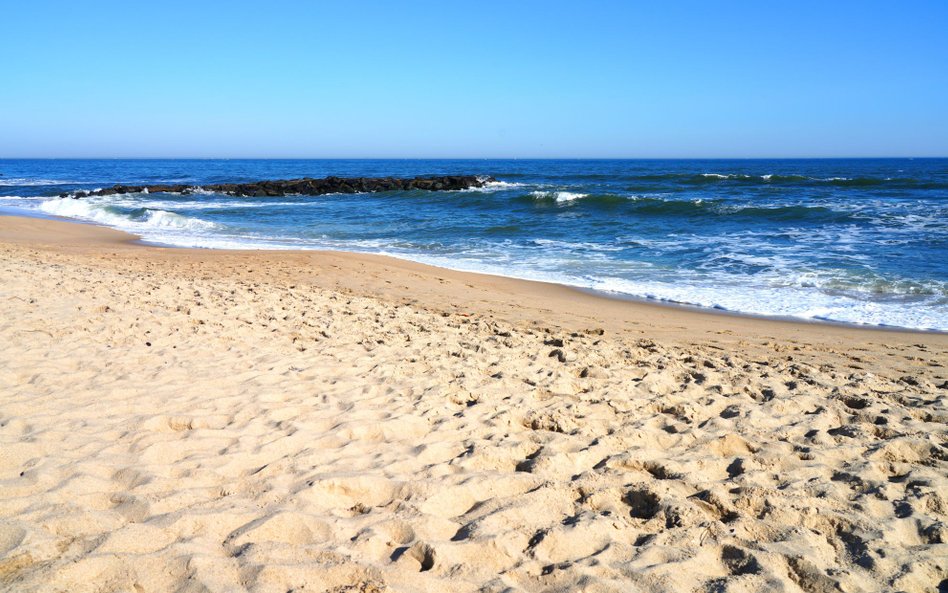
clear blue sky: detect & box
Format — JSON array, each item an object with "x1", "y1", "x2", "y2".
[{"x1": 2, "y1": 1, "x2": 946, "y2": 158}]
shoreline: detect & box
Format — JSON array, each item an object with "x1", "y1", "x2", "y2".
[{"x1": 1, "y1": 211, "x2": 943, "y2": 338}]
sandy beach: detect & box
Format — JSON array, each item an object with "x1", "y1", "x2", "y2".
[{"x1": 1, "y1": 214, "x2": 946, "y2": 593}]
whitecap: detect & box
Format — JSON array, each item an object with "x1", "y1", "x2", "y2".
[
  {"x1": 529, "y1": 190, "x2": 588, "y2": 203},
  {"x1": 38, "y1": 197, "x2": 218, "y2": 231},
  {"x1": 456, "y1": 180, "x2": 527, "y2": 192}
]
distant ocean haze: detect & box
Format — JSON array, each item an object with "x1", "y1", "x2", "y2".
[{"x1": 1, "y1": 158, "x2": 946, "y2": 330}]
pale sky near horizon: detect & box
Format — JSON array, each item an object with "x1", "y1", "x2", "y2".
[{"x1": 2, "y1": 1, "x2": 946, "y2": 158}]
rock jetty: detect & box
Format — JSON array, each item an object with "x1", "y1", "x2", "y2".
[{"x1": 62, "y1": 175, "x2": 494, "y2": 198}]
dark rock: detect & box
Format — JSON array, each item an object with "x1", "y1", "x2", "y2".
[{"x1": 63, "y1": 175, "x2": 495, "y2": 199}]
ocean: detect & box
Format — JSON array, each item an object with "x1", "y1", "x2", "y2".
[{"x1": 1, "y1": 158, "x2": 946, "y2": 331}]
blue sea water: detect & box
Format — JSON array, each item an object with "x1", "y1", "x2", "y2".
[{"x1": 1, "y1": 158, "x2": 946, "y2": 330}]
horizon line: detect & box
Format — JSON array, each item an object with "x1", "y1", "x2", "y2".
[{"x1": 1, "y1": 156, "x2": 946, "y2": 161}]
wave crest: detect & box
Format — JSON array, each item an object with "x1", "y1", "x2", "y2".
[
  {"x1": 38, "y1": 198, "x2": 218, "y2": 231},
  {"x1": 529, "y1": 190, "x2": 589, "y2": 203}
]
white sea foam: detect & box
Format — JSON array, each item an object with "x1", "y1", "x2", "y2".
[
  {"x1": 38, "y1": 197, "x2": 218, "y2": 232},
  {"x1": 485, "y1": 180, "x2": 525, "y2": 188},
  {"x1": 530, "y1": 190, "x2": 588, "y2": 203},
  {"x1": 143, "y1": 209, "x2": 219, "y2": 230},
  {"x1": 699, "y1": 173, "x2": 756, "y2": 179},
  {"x1": 457, "y1": 180, "x2": 527, "y2": 192},
  {"x1": 584, "y1": 275, "x2": 945, "y2": 330},
  {"x1": 530, "y1": 238, "x2": 624, "y2": 252},
  {"x1": 699, "y1": 173, "x2": 853, "y2": 183}
]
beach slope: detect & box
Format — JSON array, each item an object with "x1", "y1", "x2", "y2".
[{"x1": 0, "y1": 216, "x2": 946, "y2": 593}]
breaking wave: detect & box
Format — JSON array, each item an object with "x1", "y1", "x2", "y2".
[
  {"x1": 529, "y1": 190, "x2": 589, "y2": 203},
  {"x1": 38, "y1": 197, "x2": 218, "y2": 231}
]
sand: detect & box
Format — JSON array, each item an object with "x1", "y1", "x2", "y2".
[{"x1": 0, "y1": 215, "x2": 946, "y2": 593}]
